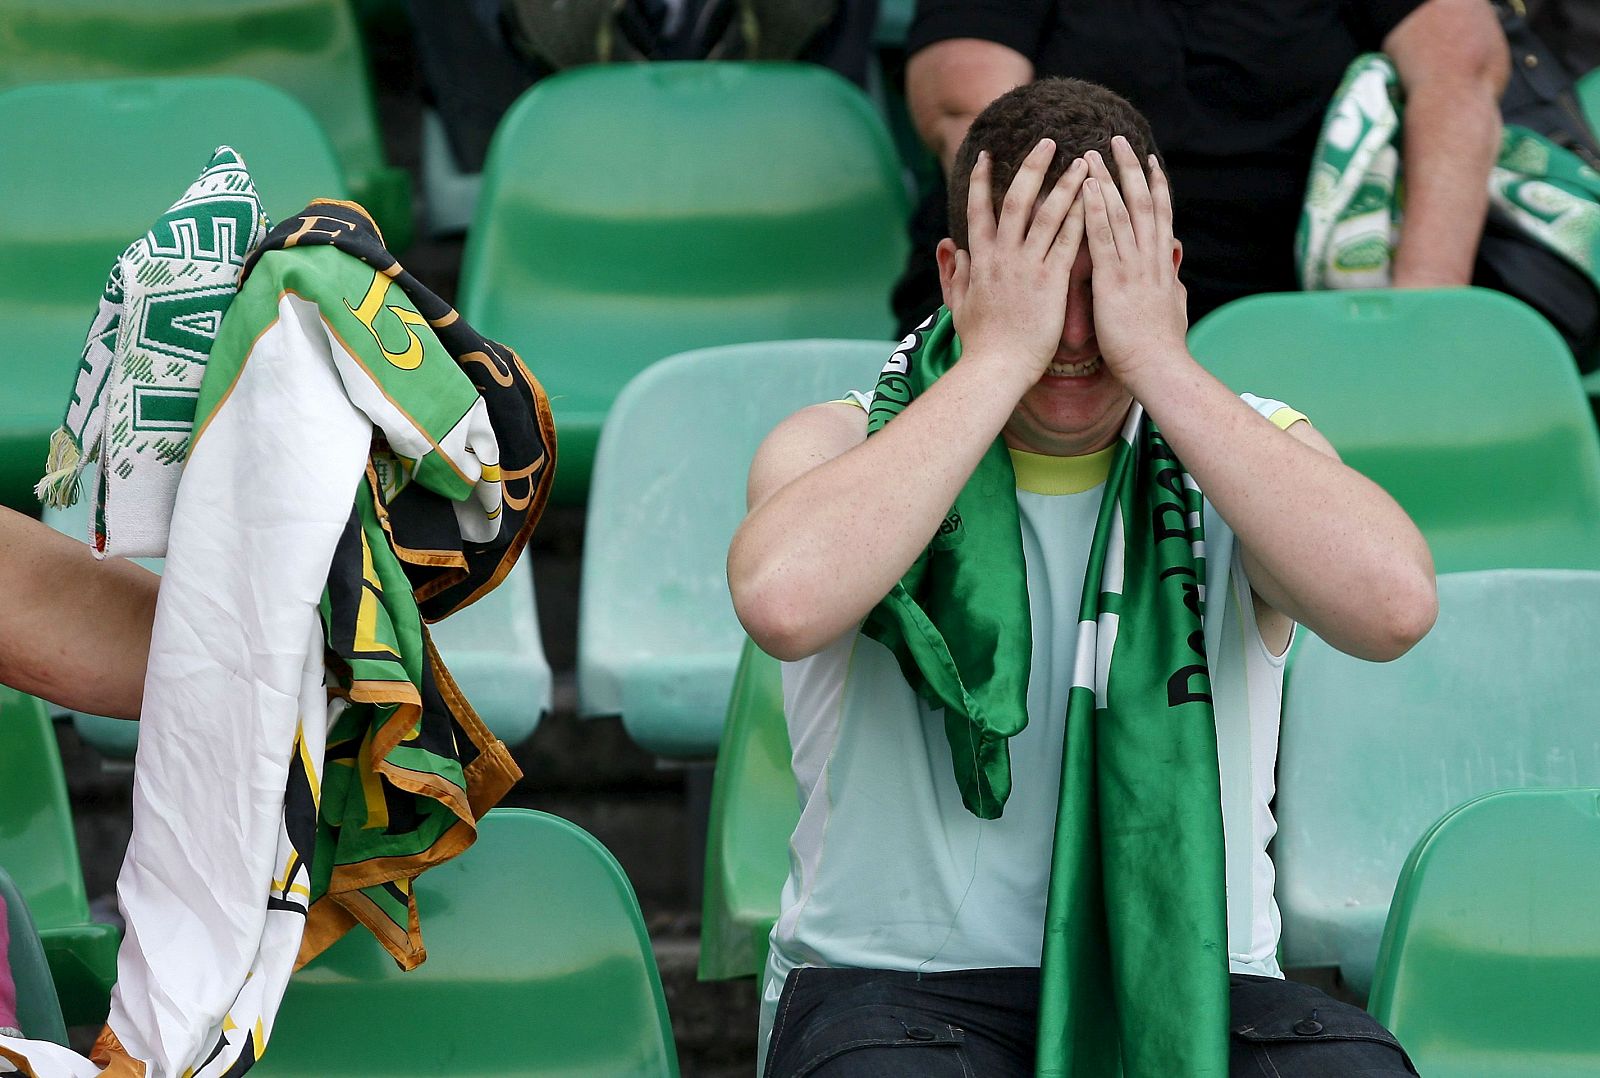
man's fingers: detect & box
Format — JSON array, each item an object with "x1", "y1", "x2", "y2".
[
  {"x1": 966, "y1": 150, "x2": 998, "y2": 250},
  {"x1": 1110, "y1": 136, "x2": 1156, "y2": 250},
  {"x1": 1048, "y1": 194, "x2": 1086, "y2": 273},
  {"x1": 1024, "y1": 156, "x2": 1087, "y2": 257},
  {"x1": 1085, "y1": 150, "x2": 1135, "y2": 255},
  {"x1": 1149, "y1": 154, "x2": 1176, "y2": 247},
  {"x1": 996, "y1": 138, "x2": 1056, "y2": 247},
  {"x1": 1082, "y1": 176, "x2": 1119, "y2": 265},
  {"x1": 951, "y1": 248, "x2": 972, "y2": 310}
]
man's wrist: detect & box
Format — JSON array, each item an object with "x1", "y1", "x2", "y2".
[
  {"x1": 1110, "y1": 341, "x2": 1194, "y2": 400},
  {"x1": 953, "y1": 342, "x2": 1051, "y2": 395}
]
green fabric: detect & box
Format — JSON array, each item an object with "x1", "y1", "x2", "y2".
[
  {"x1": 190, "y1": 199, "x2": 552, "y2": 973},
  {"x1": 1299, "y1": 52, "x2": 1600, "y2": 295},
  {"x1": 862, "y1": 308, "x2": 1230, "y2": 1077}
]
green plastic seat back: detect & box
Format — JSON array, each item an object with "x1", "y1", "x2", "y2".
[
  {"x1": 1583, "y1": 67, "x2": 1600, "y2": 133},
  {"x1": 1188, "y1": 288, "x2": 1600, "y2": 572},
  {"x1": 0, "y1": 691, "x2": 93, "y2": 937},
  {"x1": 40, "y1": 464, "x2": 551, "y2": 758},
  {"x1": 253, "y1": 808, "x2": 679, "y2": 1077},
  {"x1": 0, "y1": 0, "x2": 406, "y2": 244},
  {"x1": 1277, "y1": 569, "x2": 1600, "y2": 997},
  {"x1": 0, "y1": 864, "x2": 68, "y2": 1045},
  {"x1": 0, "y1": 689, "x2": 119, "y2": 1024},
  {"x1": 578, "y1": 339, "x2": 891, "y2": 757},
  {"x1": 0, "y1": 75, "x2": 348, "y2": 510},
  {"x1": 1369, "y1": 788, "x2": 1600, "y2": 1076},
  {"x1": 700, "y1": 638, "x2": 797, "y2": 980},
  {"x1": 461, "y1": 63, "x2": 909, "y2": 504}
]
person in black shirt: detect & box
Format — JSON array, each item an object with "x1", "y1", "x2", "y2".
[{"x1": 893, "y1": 0, "x2": 1509, "y2": 331}]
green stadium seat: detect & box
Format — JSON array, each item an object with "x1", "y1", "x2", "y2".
[
  {"x1": 0, "y1": 0, "x2": 409, "y2": 248},
  {"x1": 460, "y1": 62, "x2": 908, "y2": 504},
  {"x1": 578, "y1": 339, "x2": 890, "y2": 757},
  {"x1": 251, "y1": 808, "x2": 679, "y2": 1077},
  {"x1": 875, "y1": 0, "x2": 915, "y2": 46},
  {"x1": 1188, "y1": 288, "x2": 1600, "y2": 572},
  {"x1": 1276, "y1": 569, "x2": 1600, "y2": 999},
  {"x1": 41, "y1": 469, "x2": 551, "y2": 758},
  {"x1": 0, "y1": 75, "x2": 349, "y2": 511},
  {"x1": 0, "y1": 863, "x2": 69, "y2": 1045},
  {"x1": 1369, "y1": 788, "x2": 1600, "y2": 1077},
  {"x1": 0, "y1": 689, "x2": 119, "y2": 1026},
  {"x1": 1582, "y1": 67, "x2": 1600, "y2": 133},
  {"x1": 699, "y1": 639, "x2": 796, "y2": 980}
]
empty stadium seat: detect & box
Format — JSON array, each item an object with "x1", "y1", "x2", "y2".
[
  {"x1": 699, "y1": 639, "x2": 796, "y2": 980},
  {"x1": 1188, "y1": 288, "x2": 1600, "y2": 572},
  {"x1": 578, "y1": 339, "x2": 890, "y2": 757},
  {"x1": 0, "y1": 0, "x2": 409, "y2": 247},
  {"x1": 0, "y1": 863, "x2": 69, "y2": 1046},
  {"x1": 1369, "y1": 788, "x2": 1600, "y2": 1076},
  {"x1": 1276, "y1": 569, "x2": 1600, "y2": 998},
  {"x1": 0, "y1": 688, "x2": 119, "y2": 1025},
  {"x1": 251, "y1": 808, "x2": 679, "y2": 1077},
  {"x1": 0, "y1": 75, "x2": 348, "y2": 511},
  {"x1": 460, "y1": 63, "x2": 908, "y2": 504},
  {"x1": 41, "y1": 472, "x2": 551, "y2": 758}
]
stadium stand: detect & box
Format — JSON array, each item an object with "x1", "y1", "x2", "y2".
[
  {"x1": 699, "y1": 638, "x2": 794, "y2": 981},
  {"x1": 459, "y1": 63, "x2": 908, "y2": 505},
  {"x1": 1188, "y1": 288, "x2": 1600, "y2": 572},
  {"x1": 0, "y1": 76, "x2": 348, "y2": 513},
  {"x1": 0, "y1": 689, "x2": 119, "y2": 1026},
  {"x1": 251, "y1": 808, "x2": 679, "y2": 1077},
  {"x1": 1278, "y1": 569, "x2": 1600, "y2": 998},
  {"x1": 578, "y1": 339, "x2": 890, "y2": 758},
  {"x1": 0, "y1": 864, "x2": 68, "y2": 1046},
  {"x1": 1369, "y1": 787, "x2": 1600, "y2": 1076},
  {"x1": 0, "y1": 0, "x2": 410, "y2": 250},
  {"x1": 41, "y1": 465, "x2": 552, "y2": 758}
]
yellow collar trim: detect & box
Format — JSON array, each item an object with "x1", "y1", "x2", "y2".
[{"x1": 1008, "y1": 444, "x2": 1115, "y2": 495}]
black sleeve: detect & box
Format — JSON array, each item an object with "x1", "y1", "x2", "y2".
[
  {"x1": 905, "y1": 0, "x2": 1055, "y2": 60},
  {"x1": 1345, "y1": 0, "x2": 1430, "y2": 46}
]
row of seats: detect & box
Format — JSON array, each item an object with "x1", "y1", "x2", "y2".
[
  {"x1": 0, "y1": 0, "x2": 410, "y2": 247},
  {"x1": 0, "y1": 809, "x2": 681, "y2": 1075},
  {"x1": 50, "y1": 285, "x2": 1600, "y2": 766},
  {"x1": 0, "y1": 61, "x2": 910, "y2": 514}
]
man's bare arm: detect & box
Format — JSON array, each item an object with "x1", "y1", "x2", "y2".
[
  {"x1": 907, "y1": 39, "x2": 1035, "y2": 173},
  {"x1": 0, "y1": 506, "x2": 158, "y2": 718},
  {"x1": 1084, "y1": 142, "x2": 1437, "y2": 661},
  {"x1": 1386, "y1": 0, "x2": 1510, "y2": 287}
]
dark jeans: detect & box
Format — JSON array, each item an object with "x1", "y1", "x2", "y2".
[{"x1": 764, "y1": 967, "x2": 1419, "y2": 1077}]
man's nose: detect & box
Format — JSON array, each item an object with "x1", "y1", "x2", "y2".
[{"x1": 1061, "y1": 292, "x2": 1095, "y2": 350}]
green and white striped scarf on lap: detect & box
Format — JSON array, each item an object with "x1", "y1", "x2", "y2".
[
  {"x1": 1299, "y1": 52, "x2": 1600, "y2": 293},
  {"x1": 35, "y1": 145, "x2": 268, "y2": 557},
  {"x1": 863, "y1": 309, "x2": 1229, "y2": 1078}
]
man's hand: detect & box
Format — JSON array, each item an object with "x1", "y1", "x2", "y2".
[
  {"x1": 947, "y1": 139, "x2": 1088, "y2": 379},
  {"x1": 1080, "y1": 138, "x2": 1189, "y2": 383}
]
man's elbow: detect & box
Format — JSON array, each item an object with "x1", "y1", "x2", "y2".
[
  {"x1": 733, "y1": 584, "x2": 827, "y2": 663},
  {"x1": 1359, "y1": 567, "x2": 1439, "y2": 662},
  {"x1": 729, "y1": 557, "x2": 828, "y2": 662}
]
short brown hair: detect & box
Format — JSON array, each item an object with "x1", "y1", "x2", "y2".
[{"x1": 947, "y1": 77, "x2": 1163, "y2": 249}]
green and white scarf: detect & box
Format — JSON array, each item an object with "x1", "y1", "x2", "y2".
[
  {"x1": 35, "y1": 146, "x2": 268, "y2": 557},
  {"x1": 863, "y1": 310, "x2": 1230, "y2": 1078},
  {"x1": 1299, "y1": 52, "x2": 1600, "y2": 294}
]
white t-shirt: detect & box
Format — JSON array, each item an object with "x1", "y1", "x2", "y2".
[{"x1": 758, "y1": 394, "x2": 1304, "y2": 1059}]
